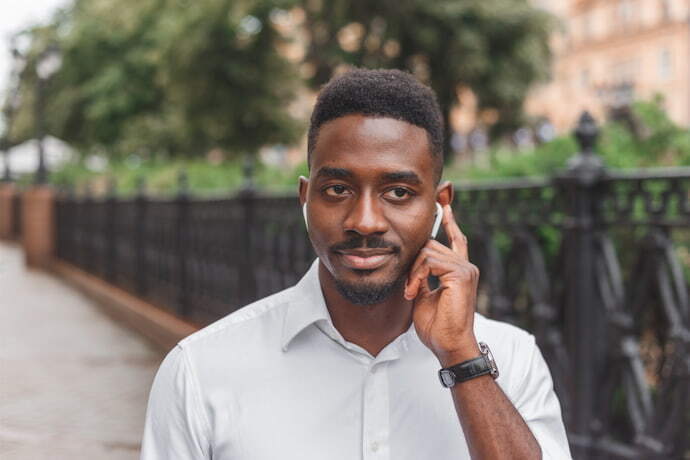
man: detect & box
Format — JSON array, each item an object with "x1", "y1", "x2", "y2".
[{"x1": 141, "y1": 69, "x2": 571, "y2": 459}]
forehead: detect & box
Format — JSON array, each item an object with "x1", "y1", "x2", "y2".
[{"x1": 311, "y1": 114, "x2": 435, "y2": 182}]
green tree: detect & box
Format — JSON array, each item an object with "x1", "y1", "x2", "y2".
[
  {"x1": 149, "y1": 0, "x2": 302, "y2": 156},
  {"x1": 300, "y1": 0, "x2": 554, "y2": 161},
  {"x1": 4, "y1": 0, "x2": 303, "y2": 159},
  {"x1": 2, "y1": 26, "x2": 57, "y2": 149}
]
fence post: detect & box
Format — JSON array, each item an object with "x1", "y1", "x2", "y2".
[
  {"x1": 64, "y1": 183, "x2": 75, "y2": 264},
  {"x1": 238, "y1": 154, "x2": 257, "y2": 306},
  {"x1": 20, "y1": 184, "x2": 55, "y2": 267},
  {"x1": 176, "y1": 171, "x2": 190, "y2": 317},
  {"x1": 105, "y1": 177, "x2": 117, "y2": 282},
  {"x1": 135, "y1": 177, "x2": 148, "y2": 296},
  {"x1": 83, "y1": 183, "x2": 93, "y2": 271},
  {"x1": 12, "y1": 190, "x2": 21, "y2": 239},
  {"x1": 0, "y1": 182, "x2": 16, "y2": 240},
  {"x1": 553, "y1": 112, "x2": 609, "y2": 458}
]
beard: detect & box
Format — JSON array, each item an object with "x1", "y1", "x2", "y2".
[
  {"x1": 328, "y1": 234, "x2": 415, "y2": 305},
  {"x1": 333, "y1": 267, "x2": 408, "y2": 305}
]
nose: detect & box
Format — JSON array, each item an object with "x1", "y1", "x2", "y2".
[{"x1": 343, "y1": 195, "x2": 389, "y2": 236}]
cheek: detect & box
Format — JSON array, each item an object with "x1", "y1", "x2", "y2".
[
  {"x1": 307, "y1": 213, "x2": 340, "y2": 253},
  {"x1": 392, "y1": 214, "x2": 432, "y2": 255}
]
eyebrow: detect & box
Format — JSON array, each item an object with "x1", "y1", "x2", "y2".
[
  {"x1": 314, "y1": 167, "x2": 354, "y2": 180},
  {"x1": 381, "y1": 171, "x2": 423, "y2": 185},
  {"x1": 381, "y1": 171, "x2": 422, "y2": 185},
  {"x1": 314, "y1": 167, "x2": 423, "y2": 185}
]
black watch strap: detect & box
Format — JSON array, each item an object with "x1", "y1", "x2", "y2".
[{"x1": 438, "y1": 342, "x2": 499, "y2": 388}]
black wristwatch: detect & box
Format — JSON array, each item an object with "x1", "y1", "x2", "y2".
[{"x1": 438, "y1": 342, "x2": 499, "y2": 388}]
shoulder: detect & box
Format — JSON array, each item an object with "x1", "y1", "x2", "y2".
[
  {"x1": 177, "y1": 286, "x2": 297, "y2": 360},
  {"x1": 474, "y1": 312, "x2": 535, "y2": 350},
  {"x1": 472, "y1": 313, "x2": 540, "y2": 394}
]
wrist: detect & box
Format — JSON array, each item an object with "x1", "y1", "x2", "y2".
[{"x1": 436, "y1": 338, "x2": 481, "y2": 368}]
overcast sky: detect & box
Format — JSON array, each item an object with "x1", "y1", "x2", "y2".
[{"x1": 0, "y1": 0, "x2": 70, "y2": 104}]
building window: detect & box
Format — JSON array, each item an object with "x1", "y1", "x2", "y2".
[
  {"x1": 611, "y1": 58, "x2": 639, "y2": 91},
  {"x1": 582, "y1": 13, "x2": 592, "y2": 40},
  {"x1": 658, "y1": 48, "x2": 672, "y2": 80}
]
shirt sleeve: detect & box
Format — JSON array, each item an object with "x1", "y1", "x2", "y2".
[
  {"x1": 511, "y1": 335, "x2": 572, "y2": 460},
  {"x1": 140, "y1": 345, "x2": 212, "y2": 460}
]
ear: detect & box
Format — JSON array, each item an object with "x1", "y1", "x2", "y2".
[
  {"x1": 435, "y1": 180, "x2": 453, "y2": 207},
  {"x1": 298, "y1": 176, "x2": 309, "y2": 206}
]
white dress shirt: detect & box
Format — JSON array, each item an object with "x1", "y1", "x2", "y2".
[{"x1": 141, "y1": 259, "x2": 572, "y2": 459}]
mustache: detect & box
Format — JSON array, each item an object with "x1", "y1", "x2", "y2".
[{"x1": 330, "y1": 236, "x2": 399, "y2": 253}]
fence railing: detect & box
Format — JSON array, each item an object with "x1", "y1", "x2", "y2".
[
  {"x1": 56, "y1": 181, "x2": 314, "y2": 324},
  {"x1": 55, "y1": 113, "x2": 689, "y2": 459}
]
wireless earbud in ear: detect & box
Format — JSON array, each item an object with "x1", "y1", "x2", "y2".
[
  {"x1": 302, "y1": 203, "x2": 309, "y2": 231},
  {"x1": 431, "y1": 202, "x2": 443, "y2": 239}
]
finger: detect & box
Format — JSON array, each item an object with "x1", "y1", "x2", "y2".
[
  {"x1": 442, "y1": 204, "x2": 468, "y2": 261},
  {"x1": 426, "y1": 239, "x2": 456, "y2": 256},
  {"x1": 407, "y1": 243, "x2": 454, "y2": 291},
  {"x1": 405, "y1": 256, "x2": 460, "y2": 300},
  {"x1": 405, "y1": 258, "x2": 433, "y2": 300},
  {"x1": 405, "y1": 234, "x2": 464, "y2": 299},
  {"x1": 417, "y1": 273, "x2": 431, "y2": 296},
  {"x1": 405, "y1": 256, "x2": 428, "y2": 300}
]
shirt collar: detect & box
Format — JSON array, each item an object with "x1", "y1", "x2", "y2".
[
  {"x1": 280, "y1": 259, "x2": 420, "y2": 360},
  {"x1": 281, "y1": 259, "x2": 331, "y2": 351}
]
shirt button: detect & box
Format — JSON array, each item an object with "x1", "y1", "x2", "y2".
[{"x1": 370, "y1": 441, "x2": 379, "y2": 452}]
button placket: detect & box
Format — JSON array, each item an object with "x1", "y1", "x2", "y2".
[{"x1": 362, "y1": 362, "x2": 390, "y2": 459}]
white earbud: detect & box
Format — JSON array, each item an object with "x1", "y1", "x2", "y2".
[
  {"x1": 302, "y1": 202, "x2": 309, "y2": 231},
  {"x1": 431, "y1": 202, "x2": 443, "y2": 239}
]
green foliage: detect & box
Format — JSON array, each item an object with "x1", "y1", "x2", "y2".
[
  {"x1": 42, "y1": 97, "x2": 690, "y2": 197},
  {"x1": 46, "y1": 155, "x2": 310, "y2": 196},
  {"x1": 5, "y1": 0, "x2": 554, "y2": 164},
  {"x1": 599, "y1": 99, "x2": 690, "y2": 168},
  {"x1": 445, "y1": 99, "x2": 690, "y2": 182},
  {"x1": 301, "y1": 0, "x2": 554, "y2": 152},
  {"x1": 5, "y1": 0, "x2": 303, "y2": 159},
  {"x1": 444, "y1": 136, "x2": 576, "y2": 181}
]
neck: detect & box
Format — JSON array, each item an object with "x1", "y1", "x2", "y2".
[{"x1": 318, "y1": 262, "x2": 414, "y2": 357}]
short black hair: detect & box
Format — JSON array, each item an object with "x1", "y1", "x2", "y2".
[{"x1": 307, "y1": 68, "x2": 444, "y2": 183}]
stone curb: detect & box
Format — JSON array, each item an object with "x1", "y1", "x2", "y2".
[{"x1": 49, "y1": 259, "x2": 200, "y2": 352}]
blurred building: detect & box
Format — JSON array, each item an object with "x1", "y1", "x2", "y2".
[{"x1": 527, "y1": 0, "x2": 690, "y2": 131}]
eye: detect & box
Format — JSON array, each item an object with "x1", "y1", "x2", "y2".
[
  {"x1": 324, "y1": 184, "x2": 350, "y2": 197},
  {"x1": 385, "y1": 187, "x2": 414, "y2": 201}
]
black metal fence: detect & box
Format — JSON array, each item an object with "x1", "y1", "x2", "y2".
[
  {"x1": 56, "y1": 181, "x2": 313, "y2": 324},
  {"x1": 55, "y1": 113, "x2": 689, "y2": 459},
  {"x1": 11, "y1": 191, "x2": 21, "y2": 238}
]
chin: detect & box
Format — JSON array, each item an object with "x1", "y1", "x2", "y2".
[
  {"x1": 329, "y1": 260, "x2": 408, "y2": 306},
  {"x1": 333, "y1": 274, "x2": 406, "y2": 306}
]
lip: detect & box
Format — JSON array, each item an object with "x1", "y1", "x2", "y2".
[{"x1": 336, "y1": 250, "x2": 394, "y2": 270}]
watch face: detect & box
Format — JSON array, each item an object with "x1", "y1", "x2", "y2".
[{"x1": 439, "y1": 369, "x2": 456, "y2": 387}]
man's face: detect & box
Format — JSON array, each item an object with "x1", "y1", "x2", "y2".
[{"x1": 300, "y1": 114, "x2": 448, "y2": 305}]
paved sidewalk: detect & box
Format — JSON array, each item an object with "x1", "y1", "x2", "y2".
[{"x1": 0, "y1": 242, "x2": 164, "y2": 460}]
